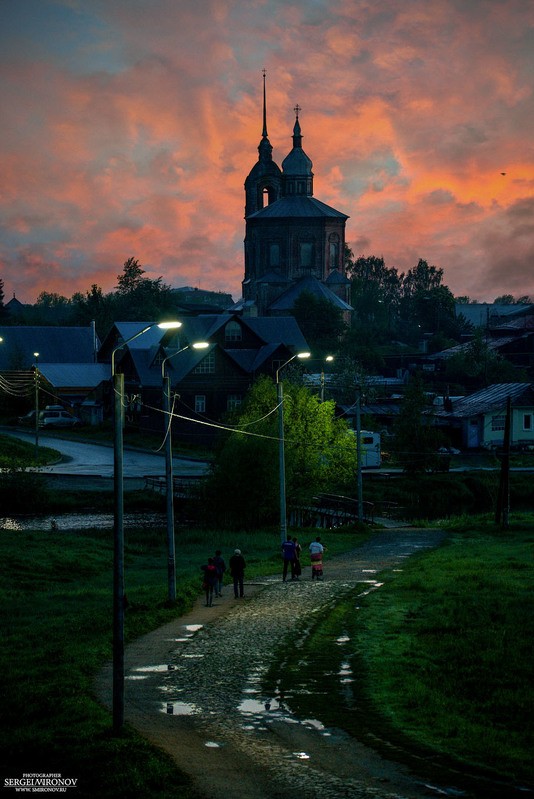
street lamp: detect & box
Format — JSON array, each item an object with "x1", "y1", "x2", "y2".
[
  {"x1": 111, "y1": 320, "x2": 181, "y2": 733},
  {"x1": 161, "y1": 341, "x2": 209, "y2": 603},
  {"x1": 320, "y1": 355, "x2": 334, "y2": 402},
  {"x1": 33, "y1": 353, "x2": 39, "y2": 459},
  {"x1": 276, "y1": 351, "x2": 310, "y2": 545}
]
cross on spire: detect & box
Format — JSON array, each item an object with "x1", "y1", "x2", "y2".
[{"x1": 294, "y1": 103, "x2": 301, "y2": 119}]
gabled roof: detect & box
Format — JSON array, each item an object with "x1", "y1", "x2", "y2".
[
  {"x1": 433, "y1": 383, "x2": 534, "y2": 419},
  {"x1": 248, "y1": 196, "x2": 348, "y2": 220},
  {"x1": 268, "y1": 276, "x2": 353, "y2": 312},
  {"x1": 38, "y1": 363, "x2": 110, "y2": 389},
  {"x1": 427, "y1": 335, "x2": 518, "y2": 361},
  {"x1": 0, "y1": 325, "x2": 98, "y2": 370},
  {"x1": 176, "y1": 314, "x2": 309, "y2": 352},
  {"x1": 325, "y1": 269, "x2": 350, "y2": 286}
]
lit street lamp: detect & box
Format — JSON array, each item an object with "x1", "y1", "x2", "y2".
[
  {"x1": 320, "y1": 355, "x2": 334, "y2": 402},
  {"x1": 161, "y1": 341, "x2": 209, "y2": 603},
  {"x1": 276, "y1": 351, "x2": 310, "y2": 545},
  {"x1": 111, "y1": 321, "x2": 181, "y2": 733}
]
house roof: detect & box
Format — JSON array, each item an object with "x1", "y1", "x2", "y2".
[
  {"x1": 433, "y1": 383, "x2": 534, "y2": 419},
  {"x1": 0, "y1": 325, "x2": 98, "y2": 370},
  {"x1": 427, "y1": 335, "x2": 518, "y2": 361},
  {"x1": 38, "y1": 363, "x2": 110, "y2": 389}
]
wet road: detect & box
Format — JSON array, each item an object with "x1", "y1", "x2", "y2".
[
  {"x1": 1, "y1": 428, "x2": 209, "y2": 478},
  {"x1": 95, "y1": 529, "x2": 486, "y2": 799}
]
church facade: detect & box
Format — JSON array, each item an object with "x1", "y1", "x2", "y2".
[{"x1": 241, "y1": 77, "x2": 352, "y2": 319}]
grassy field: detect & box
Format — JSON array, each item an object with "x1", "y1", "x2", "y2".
[
  {"x1": 0, "y1": 522, "x2": 367, "y2": 798},
  {"x1": 266, "y1": 516, "x2": 534, "y2": 789}
]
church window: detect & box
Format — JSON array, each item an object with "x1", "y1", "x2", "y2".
[
  {"x1": 329, "y1": 234, "x2": 340, "y2": 269},
  {"x1": 300, "y1": 242, "x2": 313, "y2": 268},
  {"x1": 269, "y1": 243, "x2": 280, "y2": 268},
  {"x1": 225, "y1": 321, "x2": 242, "y2": 342},
  {"x1": 262, "y1": 187, "x2": 269, "y2": 208},
  {"x1": 194, "y1": 352, "x2": 215, "y2": 374}
]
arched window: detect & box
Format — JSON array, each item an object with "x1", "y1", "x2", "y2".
[{"x1": 225, "y1": 320, "x2": 242, "y2": 342}]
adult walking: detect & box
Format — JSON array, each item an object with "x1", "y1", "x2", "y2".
[
  {"x1": 309, "y1": 536, "x2": 325, "y2": 580},
  {"x1": 229, "y1": 548, "x2": 246, "y2": 598},
  {"x1": 281, "y1": 535, "x2": 296, "y2": 581},
  {"x1": 213, "y1": 549, "x2": 226, "y2": 597}
]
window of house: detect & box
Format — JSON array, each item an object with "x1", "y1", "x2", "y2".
[
  {"x1": 523, "y1": 413, "x2": 532, "y2": 431},
  {"x1": 491, "y1": 415, "x2": 506, "y2": 431},
  {"x1": 194, "y1": 352, "x2": 215, "y2": 374},
  {"x1": 195, "y1": 395, "x2": 206, "y2": 414},
  {"x1": 225, "y1": 321, "x2": 242, "y2": 342},
  {"x1": 227, "y1": 394, "x2": 242, "y2": 411}
]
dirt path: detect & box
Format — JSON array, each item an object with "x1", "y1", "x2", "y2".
[{"x1": 95, "y1": 528, "x2": 476, "y2": 799}]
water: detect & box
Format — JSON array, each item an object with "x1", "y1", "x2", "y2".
[{"x1": 0, "y1": 512, "x2": 166, "y2": 532}]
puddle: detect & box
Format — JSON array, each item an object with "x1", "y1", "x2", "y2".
[
  {"x1": 205, "y1": 741, "x2": 222, "y2": 748},
  {"x1": 184, "y1": 624, "x2": 203, "y2": 633},
  {"x1": 162, "y1": 701, "x2": 200, "y2": 715},
  {"x1": 133, "y1": 664, "x2": 172, "y2": 674}
]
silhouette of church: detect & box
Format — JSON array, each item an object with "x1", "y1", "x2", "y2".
[{"x1": 240, "y1": 73, "x2": 352, "y2": 319}]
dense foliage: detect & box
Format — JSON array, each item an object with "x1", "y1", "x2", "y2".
[{"x1": 201, "y1": 375, "x2": 357, "y2": 528}]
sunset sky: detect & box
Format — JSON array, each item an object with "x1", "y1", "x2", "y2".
[{"x1": 1, "y1": 0, "x2": 533, "y2": 305}]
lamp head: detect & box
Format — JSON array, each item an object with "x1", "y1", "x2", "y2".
[
  {"x1": 192, "y1": 341, "x2": 209, "y2": 349},
  {"x1": 157, "y1": 321, "x2": 182, "y2": 330},
  {"x1": 297, "y1": 352, "x2": 311, "y2": 360}
]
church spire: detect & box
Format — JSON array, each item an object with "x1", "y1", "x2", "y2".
[
  {"x1": 262, "y1": 68, "x2": 268, "y2": 139},
  {"x1": 281, "y1": 104, "x2": 313, "y2": 197}
]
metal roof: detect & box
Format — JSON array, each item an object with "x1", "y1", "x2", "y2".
[
  {"x1": 269, "y1": 276, "x2": 353, "y2": 312},
  {"x1": 433, "y1": 383, "x2": 534, "y2": 419},
  {"x1": 38, "y1": 363, "x2": 110, "y2": 388},
  {"x1": 0, "y1": 325, "x2": 98, "y2": 370},
  {"x1": 248, "y1": 196, "x2": 348, "y2": 220}
]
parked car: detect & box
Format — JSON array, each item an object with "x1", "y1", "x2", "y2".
[
  {"x1": 17, "y1": 410, "x2": 37, "y2": 425},
  {"x1": 39, "y1": 409, "x2": 81, "y2": 428}
]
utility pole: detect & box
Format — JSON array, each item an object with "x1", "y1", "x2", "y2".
[
  {"x1": 495, "y1": 396, "x2": 511, "y2": 528},
  {"x1": 355, "y1": 386, "x2": 363, "y2": 523}
]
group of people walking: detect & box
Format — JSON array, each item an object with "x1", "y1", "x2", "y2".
[
  {"x1": 282, "y1": 535, "x2": 325, "y2": 581},
  {"x1": 201, "y1": 548, "x2": 246, "y2": 606},
  {"x1": 201, "y1": 536, "x2": 325, "y2": 606}
]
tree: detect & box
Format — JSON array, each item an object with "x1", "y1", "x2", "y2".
[
  {"x1": 203, "y1": 376, "x2": 357, "y2": 528},
  {"x1": 292, "y1": 291, "x2": 346, "y2": 357},
  {"x1": 392, "y1": 375, "x2": 444, "y2": 473},
  {"x1": 114, "y1": 256, "x2": 173, "y2": 321},
  {"x1": 400, "y1": 259, "x2": 456, "y2": 339}
]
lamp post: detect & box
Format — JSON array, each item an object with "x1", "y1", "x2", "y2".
[
  {"x1": 33, "y1": 352, "x2": 39, "y2": 459},
  {"x1": 111, "y1": 321, "x2": 181, "y2": 733},
  {"x1": 320, "y1": 355, "x2": 334, "y2": 402},
  {"x1": 276, "y1": 351, "x2": 310, "y2": 545},
  {"x1": 161, "y1": 341, "x2": 208, "y2": 603}
]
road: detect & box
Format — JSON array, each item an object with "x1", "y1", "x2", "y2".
[{"x1": 1, "y1": 428, "x2": 209, "y2": 479}]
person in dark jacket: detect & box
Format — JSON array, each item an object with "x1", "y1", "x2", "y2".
[
  {"x1": 213, "y1": 549, "x2": 226, "y2": 597},
  {"x1": 281, "y1": 535, "x2": 296, "y2": 581},
  {"x1": 229, "y1": 549, "x2": 246, "y2": 598}
]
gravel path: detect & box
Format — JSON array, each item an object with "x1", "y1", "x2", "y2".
[{"x1": 95, "y1": 528, "x2": 470, "y2": 799}]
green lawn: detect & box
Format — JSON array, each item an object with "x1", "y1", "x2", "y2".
[{"x1": 265, "y1": 518, "x2": 534, "y2": 787}]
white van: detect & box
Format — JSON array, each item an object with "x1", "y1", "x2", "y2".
[{"x1": 349, "y1": 429, "x2": 381, "y2": 468}]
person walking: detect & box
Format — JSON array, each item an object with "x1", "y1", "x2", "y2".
[
  {"x1": 309, "y1": 536, "x2": 325, "y2": 580},
  {"x1": 292, "y1": 536, "x2": 302, "y2": 580},
  {"x1": 281, "y1": 535, "x2": 296, "y2": 581},
  {"x1": 201, "y1": 557, "x2": 218, "y2": 606},
  {"x1": 213, "y1": 549, "x2": 226, "y2": 597},
  {"x1": 229, "y1": 548, "x2": 246, "y2": 598}
]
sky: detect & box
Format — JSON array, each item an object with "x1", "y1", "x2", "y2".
[{"x1": 1, "y1": 0, "x2": 533, "y2": 306}]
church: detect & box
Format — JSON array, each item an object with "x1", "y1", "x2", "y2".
[{"x1": 240, "y1": 74, "x2": 353, "y2": 319}]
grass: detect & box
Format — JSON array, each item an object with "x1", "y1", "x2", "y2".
[
  {"x1": 264, "y1": 516, "x2": 534, "y2": 788},
  {"x1": 0, "y1": 433, "x2": 60, "y2": 467},
  {"x1": 0, "y1": 521, "x2": 368, "y2": 798}
]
